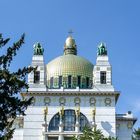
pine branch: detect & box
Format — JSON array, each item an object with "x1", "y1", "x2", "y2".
[
  {"x1": 0, "y1": 34, "x2": 10, "y2": 48},
  {"x1": 0, "y1": 33, "x2": 33, "y2": 139},
  {"x1": 0, "y1": 33, "x2": 25, "y2": 69}
]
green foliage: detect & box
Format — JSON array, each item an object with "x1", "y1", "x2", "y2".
[
  {"x1": 0, "y1": 34, "x2": 34, "y2": 139},
  {"x1": 72, "y1": 126, "x2": 117, "y2": 140},
  {"x1": 132, "y1": 128, "x2": 140, "y2": 140}
]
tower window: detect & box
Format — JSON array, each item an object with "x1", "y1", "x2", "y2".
[
  {"x1": 100, "y1": 71, "x2": 106, "y2": 84},
  {"x1": 50, "y1": 77, "x2": 54, "y2": 88},
  {"x1": 34, "y1": 71, "x2": 40, "y2": 83},
  {"x1": 68, "y1": 75, "x2": 72, "y2": 88},
  {"x1": 86, "y1": 77, "x2": 89, "y2": 88},
  {"x1": 77, "y1": 76, "x2": 81, "y2": 87},
  {"x1": 59, "y1": 76, "x2": 62, "y2": 88}
]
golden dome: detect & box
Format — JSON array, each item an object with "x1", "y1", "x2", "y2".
[
  {"x1": 46, "y1": 54, "x2": 93, "y2": 88},
  {"x1": 46, "y1": 35, "x2": 93, "y2": 89}
]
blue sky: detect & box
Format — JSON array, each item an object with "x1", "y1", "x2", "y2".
[{"x1": 0, "y1": 0, "x2": 140, "y2": 128}]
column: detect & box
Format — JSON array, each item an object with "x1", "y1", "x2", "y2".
[
  {"x1": 92, "y1": 106, "x2": 96, "y2": 131},
  {"x1": 43, "y1": 107, "x2": 48, "y2": 140},
  {"x1": 75, "y1": 106, "x2": 80, "y2": 134},
  {"x1": 58, "y1": 107, "x2": 64, "y2": 140},
  {"x1": 58, "y1": 134, "x2": 64, "y2": 140},
  {"x1": 75, "y1": 115, "x2": 80, "y2": 132},
  {"x1": 42, "y1": 124, "x2": 48, "y2": 140}
]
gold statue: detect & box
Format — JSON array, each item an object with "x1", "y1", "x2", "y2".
[
  {"x1": 75, "y1": 106, "x2": 80, "y2": 117},
  {"x1": 44, "y1": 106, "x2": 48, "y2": 122},
  {"x1": 59, "y1": 106, "x2": 64, "y2": 117},
  {"x1": 92, "y1": 106, "x2": 96, "y2": 116}
]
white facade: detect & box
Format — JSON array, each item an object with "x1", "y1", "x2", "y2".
[{"x1": 12, "y1": 38, "x2": 136, "y2": 140}]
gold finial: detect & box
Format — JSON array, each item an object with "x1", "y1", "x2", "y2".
[{"x1": 68, "y1": 29, "x2": 73, "y2": 36}]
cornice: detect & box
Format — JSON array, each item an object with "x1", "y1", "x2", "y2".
[
  {"x1": 21, "y1": 91, "x2": 120, "y2": 102},
  {"x1": 116, "y1": 117, "x2": 137, "y2": 124}
]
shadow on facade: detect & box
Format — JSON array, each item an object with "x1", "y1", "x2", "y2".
[{"x1": 101, "y1": 121, "x2": 115, "y2": 136}]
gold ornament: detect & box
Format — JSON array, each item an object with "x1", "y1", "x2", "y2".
[
  {"x1": 59, "y1": 106, "x2": 64, "y2": 116},
  {"x1": 75, "y1": 106, "x2": 80, "y2": 117},
  {"x1": 44, "y1": 106, "x2": 48, "y2": 115}
]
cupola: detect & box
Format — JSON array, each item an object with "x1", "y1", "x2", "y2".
[{"x1": 64, "y1": 36, "x2": 77, "y2": 55}]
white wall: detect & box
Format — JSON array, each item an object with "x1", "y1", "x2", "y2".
[
  {"x1": 18, "y1": 94, "x2": 116, "y2": 140},
  {"x1": 11, "y1": 129, "x2": 23, "y2": 140},
  {"x1": 116, "y1": 120, "x2": 133, "y2": 140}
]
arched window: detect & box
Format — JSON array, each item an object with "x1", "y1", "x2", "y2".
[
  {"x1": 64, "y1": 110, "x2": 75, "y2": 131},
  {"x1": 49, "y1": 113, "x2": 59, "y2": 131},
  {"x1": 48, "y1": 110, "x2": 89, "y2": 131}
]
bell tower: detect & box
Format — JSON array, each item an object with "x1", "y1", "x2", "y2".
[
  {"x1": 28, "y1": 42, "x2": 46, "y2": 91},
  {"x1": 93, "y1": 43, "x2": 114, "y2": 91}
]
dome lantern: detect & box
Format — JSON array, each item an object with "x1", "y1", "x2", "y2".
[{"x1": 64, "y1": 36, "x2": 77, "y2": 55}]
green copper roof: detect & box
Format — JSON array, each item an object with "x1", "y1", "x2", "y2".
[{"x1": 33, "y1": 42, "x2": 44, "y2": 55}]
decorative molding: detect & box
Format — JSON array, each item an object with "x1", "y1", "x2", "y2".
[
  {"x1": 104, "y1": 98, "x2": 111, "y2": 106},
  {"x1": 13, "y1": 117, "x2": 24, "y2": 129},
  {"x1": 127, "y1": 122, "x2": 133, "y2": 129},
  {"x1": 74, "y1": 97, "x2": 81, "y2": 106},
  {"x1": 116, "y1": 123, "x2": 120, "y2": 129},
  {"x1": 96, "y1": 67, "x2": 100, "y2": 71},
  {"x1": 22, "y1": 91, "x2": 119, "y2": 96},
  {"x1": 31, "y1": 97, "x2": 36, "y2": 106},
  {"x1": 89, "y1": 97, "x2": 96, "y2": 106},
  {"x1": 107, "y1": 67, "x2": 111, "y2": 71},
  {"x1": 44, "y1": 97, "x2": 51, "y2": 105},
  {"x1": 59, "y1": 97, "x2": 66, "y2": 106},
  {"x1": 21, "y1": 91, "x2": 120, "y2": 103}
]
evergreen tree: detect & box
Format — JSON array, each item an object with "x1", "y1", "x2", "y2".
[
  {"x1": 132, "y1": 128, "x2": 140, "y2": 140},
  {"x1": 0, "y1": 34, "x2": 34, "y2": 139}
]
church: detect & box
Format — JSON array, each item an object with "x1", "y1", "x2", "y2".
[{"x1": 12, "y1": 35, "x2": 137, "y2": 140}]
